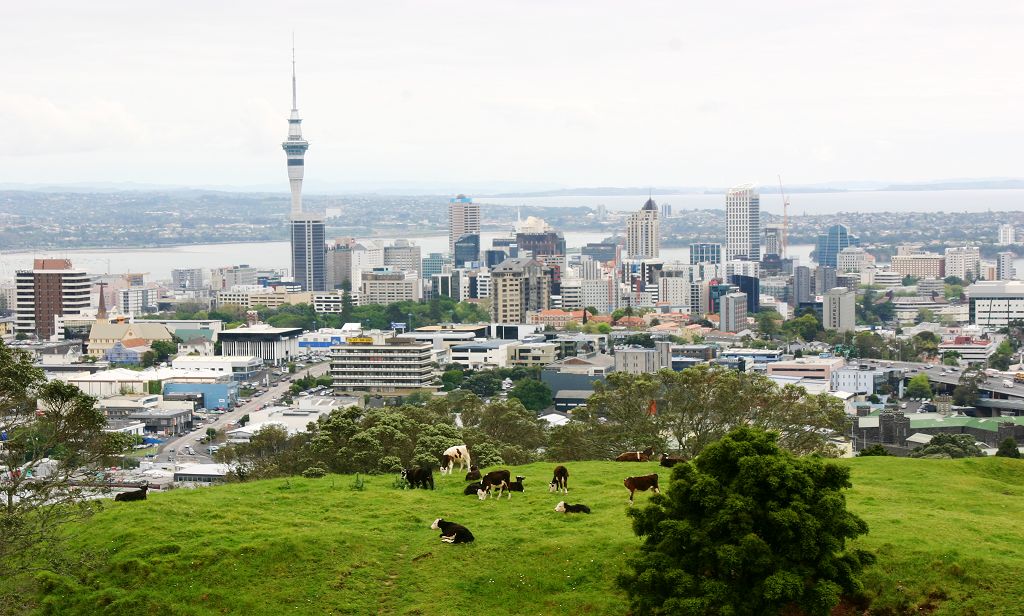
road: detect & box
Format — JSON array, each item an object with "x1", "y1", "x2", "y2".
[{"x1": 154, "y1": 361, "x2": 331, "y2": 466}]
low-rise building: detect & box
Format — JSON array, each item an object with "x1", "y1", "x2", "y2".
[
  {"x1": 767, "y1": 356, "x2": 846, "y2": 381},
  {"x1": 449, "y1": 339, "x2": 521, "y2": 370},
  {"x1": 330, "y1": 331, "x2": 436, "y2": 394},
  {"x1": 830, "y1": 363, "x2": 905, "y2": 396},
  {"x1": 938, "y1": 336, "x2": 997, "y2": 364},
  {"x1": 541, "y1": 353, "x2": 615, "y2": 393},
  {"x1": 171, "y1": 355, "x2": 263, "y2": 382},
  {"x1": 507, "y1": 342, "x2": 559, "y2": 368},
  {"x1": 967, "y1": 280, "x2": 1024, "y2": 327},
  {"x1": 218, "y1": 324, "x2": 302, "y2": 366}
]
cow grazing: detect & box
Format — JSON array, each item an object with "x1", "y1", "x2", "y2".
[
  {"x1": 554, "y1": 501, "x2": 591, "y2": 514},
  {"x1": 624, "y1": 474, "x2": 660, "y2": 504},
  {"x1": 615, "y1": 446, "x2": 654, "y2": 462},
  {"x1": 430, "y1": 518, "x2": 475, "y2": 544},
  {"x1": 440, "y1": 445, "x2": 471, "y2": 476},
  {"x1": 549, "y1": 465, "x2": 569, "y2": 495},
  {"x1": 507, "y1": 475, "x2": 526, "y2": 492},
  {"x1": 464, "y1": 465, "x2": 481, "y2": 481},
  {"x1": 477, "y1": 469, "x2": 512, "y2": 500},
  {"x1": 401, "y1": 466, "x2": 435, "y2": 490},
  {"x1": 659, "y1": 453, "x2": 687, "y2": 467},
  {"x1": 114, "y1": 482, "x2": 149, "y2": 502},
  {"x1": 464, "y1": 482, "x2": 483, "y2": 496}
]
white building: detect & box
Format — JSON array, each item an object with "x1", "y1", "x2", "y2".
[
  {"x1": 626, "y1": 198, "x2": 660, "y2": 259},
  {"x1": 358, "y1": 269, "x2": 420, "y2": 305},
  {"x1": 996, "y1": 252, "x2": 1016, "y2": 281},
  {"x1": 720, "y1": 292, "x2": 748, "y2": 333},
  {"x1": 217, "y1": 324, "x2": 303, "y2": 365},
  {"x1": 725, "y1": 184, "x2": 760, "y2": 261},
  {"x1": 330, "y1": 330, "x2": 436, "y2": 393},
  {"x1": 449, "y1": 340, "x2": 521, "y2": 370},
  {"x1": 118, "y1": 287, "x2": 156, "y2": 316},
  {"x1": 823, "y1": 287, "x2": 856, "y2": 333},
  {"x1": 891, "y1": 253, "x2": 944, "y2": 280},
  {"x1": 725, "y1": 259, "x2": 760, "y2": 279},
  {"x1": 449, "y1": 194, "x2": 480, "y2": 255},
  {"x1": 171, "y1": 355, "x2": 263, "y2": 381},
  {"x1": 944, "y1": 246, "x2": 981, "y2": 281},
  {"x1": 999, "y1": 224, "x2": 1017, "y2": 246},
  {"x1": 967, "y1": 280, "x2": 1024, "y2": 327},
  {"x1": 837, "y1": 247, "x2": 875, "y2": 273}
]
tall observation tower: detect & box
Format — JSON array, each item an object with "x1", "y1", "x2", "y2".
[{"x1": 283, "y1": 42, "x2": 325, "y2": 291}]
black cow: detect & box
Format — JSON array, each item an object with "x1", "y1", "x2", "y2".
[
  {"x1": 430, "y1": 518, "x2": 475, "y2": 544},
  {"x1": 464, "y1": 482, "x2": 483, "y2": 496},
  {"x1": 465, "y1": 465, "x2": 481, "y2": 481},
  {"x1": 507, "y1": 475, "x2": 526, "y2": 492},
  {"x1": 114, "y1": 482, "x2": 149, "y2": 502},
  {"x1": 624, "y1": 473, "x2": 659, "y2": 505},
  {"x1": 554, "y1": 501, "x2": 591, "y2": 514},
  {"x1": 401, "y1": 466, "x2": 435, "y2": 490},
  {"x1": 549, "y1": 465, "x2": 569, "y2": 494},
  {"x1": 477, "y1": 469, "x2": 511, "y2": 500}
]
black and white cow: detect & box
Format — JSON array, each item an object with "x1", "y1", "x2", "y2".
[
  {"x1": 476, "y1": 469, "x2": 511, "y2": 500},
  {"x1": 506, "y1": 475, "x2": 525, "y2": 492},
  {"x1": 464, "y1": 482, "x2": 483, "y2": 496},
  {"x1": 430, "y1": 518, "x2": 475, "y2": 544},
  {"x1": 554, "y1": 501, "x2": 591, "y2": 514},
  {"x1": 401, "y1": 466, "x2": 435, "y2": 490},
  {"x1": 440, "y1": 445, "x2": 471, "y2": 476}
]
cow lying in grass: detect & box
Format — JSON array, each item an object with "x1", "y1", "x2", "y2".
[
  {"x1": 549, "y1": 465, "x2": 569, "y2": 495},
  {"x1": 465, "y1": 465, "x2": 481, "y2": 481},
  {"x1": 615, "y1": 446, "x2": 654, "y2": 462},
  {"x1": 659, "y1": 453, "x2": 687, "y2": 467},
  {"x1": 114, "y1": 482, "x2": 149, "y2": 502},
  {"x1": 464, "y1": 482, "x2": 483, "y2": 496},
  {"x1": 430, "y1": 518, "x2": 474, "y2": 544},
  {"x1": 624, "y1": 473, "x2": 659, "y2": 505},
  {"x1": 554, "y1": 501, "x2": 590, "y2": 514}
]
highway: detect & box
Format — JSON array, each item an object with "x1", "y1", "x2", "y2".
[{"x1": 154, "y1": 361, "x2": 331, "y2": 466}]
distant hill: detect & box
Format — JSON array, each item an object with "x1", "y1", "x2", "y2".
[{"x1": 10, "y1": 458, "x2": 1024, "y2": 615}]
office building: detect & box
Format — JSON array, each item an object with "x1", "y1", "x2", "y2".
[
  {"x1": 626, "y1": 198, "x2": 660, "y2": 259},
  {"x1": 823, "y1": 287, "x2": 855, "y2": 333},
  {"x1": 762, "y1": 223, "x2": 785, "y2": 257},
  {"x1": 891, "y1": 253, "x2": 944, "y2": 280},
  {"x1": 15, "y1": 259, "x2": 92, "y2": 340},
  {"x1": 484, "y1": 249, "x2": 508, "y2": 269},
  {"x1": 218, "y1": 324, "x2": 303, "y2": 365},
  {"x1": 581, "y1": 241, "x2": 619, "y2": 265},
  {"x1": 383, "y1": 240, "x2": 421, "y2": 278},
  {"x1": 331, "y1": 331, "x2": 436, "y2": 393},
  {"x1": 171, "y1": 268, "x2": 204, "y2": 290},
  {"x1": 999, "y1": 224, "x2": 1016, "y2": 245},
  {"x1": 659, "y1": 203, "x2": 672, "y2": 219},
  {"x1": 210, "y1": 265, "x2": 258, "y2": 291},
  {"x1": 967, "y1": 280, "x2": 1024, "y2": 327},
  {"x1": 516, "y1": 217, "x2": 565, "y2": 257},
  {"x1": 491, "y1": 258, "x2": 551, "y2": 324},
  {"x1": 690, "y1": 242, "x2": 722, "y2": 265},
  {"x1": 837, "y1": 247, "x2": 874, "y2": 273},
  {"x1": 290, "y1": 214, "x2": 327, "y2": 291},
  {"x1": 793, "y1": 265, "x2": 812, "y2": 305},
  {"x1": 725, "y1": 184, "x2": 760, "y2": 261},
  {"x1": 944, "y1": 246, "x2": 980, "y2": 282},
  {"x1": 815, "y1": 266, "x2": 837, "y2": 296},
  {"x1": 453, "y1": 233, "x2": 481, "y2": 268},
  {"x1": 449, "y1": 194, "x2": 480, "y2": 254},
  {"x1": 359, "y1": 270, "x2": 420, "y2": 305},
  {"x1": 729, "y1": 275, "x2": 760, "y2": 313},
  {"x1": 720, "y1": 292, "x2": 748, "y2": 333},
  {"x1": 815, "y1": 224, "x2": 858, "y2": 268},
  {"x1": 118, "y1": 287, "x2": 156, "y2": 317},
  {"x1": 997, "y1": 252, "x2": 1016, "y2": 281}
]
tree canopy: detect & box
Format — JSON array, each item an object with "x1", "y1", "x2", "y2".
[
  {"x1": 619, "y1": 427, "x2": 873, "y2": 615},
  {"x1": 905, "y1": 373, "x2": 932, "y2": 399}
]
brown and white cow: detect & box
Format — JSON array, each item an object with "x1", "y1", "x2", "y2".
[
  {"x1": 615, "y1": 446, "x2": 654, "y2": 462},
  {"x1": 623, "y1": 473, "x2": 659, "y2": 504}
]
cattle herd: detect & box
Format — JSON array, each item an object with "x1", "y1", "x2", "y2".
[{"x1": 419, "y1": 444, "x2": 684, "y2": 545}]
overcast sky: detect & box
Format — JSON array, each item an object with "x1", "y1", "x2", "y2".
[{"x1": 2, "y1": 1, "x2": 1021, "y2": 191}]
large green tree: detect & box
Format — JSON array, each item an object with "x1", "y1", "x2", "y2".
[
  {"x1": 507, "y1": 378, "x2": 553, "y2": 412},
  {"x1": 619, "y1": 427, "x2": 873, "y2": 615},
  {"x1": 0, "y1": 343, "x2": 132, "y2": 578},
  {"x1": 905, "y1": 373, "x2": 932, "y2": 399}
]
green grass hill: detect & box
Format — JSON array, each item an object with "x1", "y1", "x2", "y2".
[{"x1": 17, "y1": 457, "x2": 1024, "y2": 615}]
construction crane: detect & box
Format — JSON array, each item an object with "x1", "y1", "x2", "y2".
[{"x1": 777, "y1": 175, "x2": 790, "y2": 259}]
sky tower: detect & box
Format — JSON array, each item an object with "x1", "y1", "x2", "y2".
[
  {"x1": 282, "y1": 41, "x2": 325, "y2": 291},
  {"x1": 282, "y1": 42, "x2": 310, "y2": 215}
]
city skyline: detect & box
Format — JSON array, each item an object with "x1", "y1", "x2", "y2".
[{"x1": 2, "y1": 2, "x2": 1022, "y2": 189}]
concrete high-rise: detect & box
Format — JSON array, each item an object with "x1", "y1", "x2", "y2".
[
  {"x1": 725, "y1": 184, "x2": 760, "y2": 261},
  {"x1": 823, "y1": 287, "x2": 856, "y2": 333},
  {"x1": 944, "y1": 246, "x2": 980, "y2": 282},
  {"x1": 720, "y1": 292, "x2": 748, "y2": 332},
  {"x1": 490, "y1": 257, "x2": 551, "y2": 324},
  {"x1": 15, "y1": 259, "x2": 92, "y2": 340},
  {"x1": 626, "y1": 198, "x2": 660, "y2": 259},
  {"x1": 999, "y1": 224, "x2": 1016, "y2": 246},
  {"x1": 449, "y1": 194, "x2": 480, "y2": 255},
  {"x1": 281, "y1": 44, "x2": 325, "y2": 291},
  {"x1": 997, "y1": 252, "x2": 1016, "y2": 281}
]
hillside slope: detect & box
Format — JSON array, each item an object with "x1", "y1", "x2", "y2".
[{"x1": 17, "y1": 458, "x2": 1024, "y2": 615}]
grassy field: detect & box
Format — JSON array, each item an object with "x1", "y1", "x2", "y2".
[{"x1": 14, "y1": 457, "x2": 1024, "y2": 615}]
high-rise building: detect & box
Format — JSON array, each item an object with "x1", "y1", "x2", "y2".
[
  {"x1": 422, "y1": 253, "x2": 449, "y2": 279},
  {"x1": 891, "y1": 253, "x2": 945, "y2": 279},
  {"x1": 944, "y1": 246, "x2": 981, "y2": 282},
  {"x1": 725, "y1": 184, "x2": 760, "y2": 261},
  {"x1": 690, "y1": 243, "x2": 722, "y2": 265},
  {"x1": 626, "y1": 198, "x2": 660, "y2": 259},
  {"x1": 659, "y1": 203, "x2": 672, "y2": 219},
  {"x1": 281, "y1": 45, "x2": 325, "y2": 292},
  {"x1": 815, "y1": 224, "x2": 858, "y2": 268},
  {"x1": 815, "y1": 266, "x2": 837, "y2": 295},
  {"x1": 449, "y1": 194, "x2": 480, "y2": 254},
  {"x1": 823, "y1": 287, "x2": 856, "y2": 333},
  {"x1": 210, "y1": 265, "x2": 258, "y2": 291},
  {"x1": 999, "y1": 224, "x2": 1017, "y2": 246},
  {"x1": 720, "y1": 292, "x2": 748, "y2": 332},
  {"x1": 15, "y1": 259, "x2": 92, "y2": 340},
  {"x1": 290, "y1": 214, "x2": 327, "y2": 291},
  {"x1": 762, "y1": 224, "x2": 785, "y2": 257},
  {"x1": 997, "y1": 252, "x2": 1016, "y2": 281},
  {"x1": 171, "y1": 268, "x2": 204, "y2": 290},
  {"x1": 837, "y1": 247, "x2": 874, "y2": 273},
  {"x1": 383, "y1": 240, "x2": 421, "y2": 278},
  {"x1": 581, "y1": 241, "x2": 619, "y2": 265},
  {"x1": 454, "y1": 233, "x2": 481, "y2": 268},
  {"x1": 359, "y1": 269, "x2": 421, "y2": 305},
  {"x1": 490, "y1": 257, "x2": 551, "y2": 324},
  {"x1": 793, "y1": 265, "x2": 812, "y2": 306},
  {"x1": 729, "y1": 275, "x2": 760, "y2": 313}
]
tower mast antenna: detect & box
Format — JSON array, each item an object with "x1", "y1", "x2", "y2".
[
  {"x1": 777, "y1": 175, "x2": 789, "y2": 259},
  {"x1": 291, "y1": 32, "x2": 297, "y2": 110}
]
